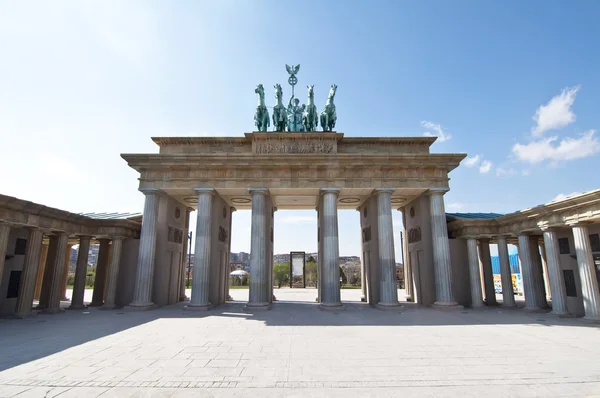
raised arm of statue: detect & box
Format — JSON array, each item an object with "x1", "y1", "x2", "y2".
[{"x1": 288, "y1": 95, "x2": 294, "y2": 108}]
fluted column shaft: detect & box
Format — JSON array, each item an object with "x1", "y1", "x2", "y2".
[
  {"x1": 529, "y1": 236, "x2": 548, "y2": 309},
  {"x1": 46, "y1": 232, "x2": 68, "y2": 312},
  {"x1": 103, "y1": 237, "x2": 123, "y2": 308},
  {"x1": 0, "y1": 223, "x2": 10, "y2": 288},
  {"x1": 518, "y1": 234, "x2": 542, "y2": 310},
  {"x1": 129, "y1": 189, "x2": 160, "y2": 308},
  {"x1": 189, "y1": 189, "x2": 214, "y2": 309},
  {"x1": 69, "y1": 236, "x2": 90, "y2": 310},
  {"x1": 539, "y1": 243, "x2": 552, "y2": 300},
  {"x1": 90, "y1": 239, "x2": 110, "y2": 306},
  {"x1": 479, "y1": 239, "x2": 497, "y2": 306},
  {"x1": 429, "y1": 189, "x2": 459, "y2": 308},
  {"x1": 38, "y1": 236, "x2": 58, "y2": 308},
  {"x1": 247, "y1": 188, "x2": 270, "y2": 308},
  {"x1": 403, "y1": 219, "x2": 413, "y2": 301},
  {"x1": 572, "y1": 225, "x2": 600, "y2": 320},
  {"x1": 179, "y1": 208, "x2": 192, "y2": 301},
  {"x1": 34, "y1": 243, "x2": 48, "y2": 300},
  {"x1": 15, "y1": 229, "x2": 44, "y2": 317},
  {"x1": 60, "y1": 243, "x2": 73, "y2": 300},
  {"x1": 497, "y1": 236, "x2": 516, "y2": 307},
  {"x1": 320, "y1": 188, "x2": 342, "y2": 308},
  {"x1": 542, "y1": 230, "x2": 569, "y2": 315},
  {"x1": 360, "y1": 216, "x2": 367, "y2": 301},
  {"x1": 467, "y1": 238, "x2": 484, "y2": 307},
  {"x1": 376, "y1": 189, "x2": 400, "y2": 308}
]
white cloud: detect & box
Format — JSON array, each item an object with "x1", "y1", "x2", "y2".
[
  {"x1": 279, "y1": 216, "x2": 316, "y2": 224},
  {"x1": 479, "y1": 160, "x2": 493, "y2": 174},
  {"x1": 521, "y1": 169, "x2": 531, "y2": 176},
  {"x1": 551, "y1": 192, "x2": 583, "y2": 202},
  {"x1": 421, "y1": 121, "x2": 452, "y2": 143},
  {"x1": 463, "y1": 155, "x2": 480, "y2": 167},
  {"x1": 496, "y1": 167, "x2": 516, "y2": 177},
  {"x1": 512, "y1": 130, "x2": 600, "y2": 164},
  {"x1": 532, "y1": 86, "x2": 580, "y2": 137},
  {"x1": 446, "y1": 202, "x2": 464, "y2": 211}
]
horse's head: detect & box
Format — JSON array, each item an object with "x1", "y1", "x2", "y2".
[
  {"x1": 255, "y1": 84, "x2": 265, "y2": 96},
  {"x1": 307, "y1": 84, "x2": 314, "y2": 98},
  {"x1": 329, "y1": 84, "x2": 337, "y2": 98},
  {"x1": 274, "y1": 83, "x2": 282, "y2": 98}
]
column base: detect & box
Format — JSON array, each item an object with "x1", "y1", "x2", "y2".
[
  {"x1": 272, "y1": 295, "x2": 277, "y2": 302},
  {"x1": 244, "y1": 302, "x2": 270, "y2": 311},
  {"x1": 226, "y1": 295, "x2": 234, "y2": 301},
  {"x1": 405, "y1": 295, "x2": 413, "y2": 302},
  {"x1": 471, "y1": 303, "x2": 486, "y2": 309},
  {"x1": 583, "y1": 315, "x2": 600, "y2": 322},
  {"x1": 484, "y1": 300, "x2": 498, "y2": 306},
  {"x1": 179, "y1": 295, "x2": 188, "y2": 302},
  {"x1": 87, "y1": 301, "x2": 104, "y2": 307},
  {"x1": 376, "y1": 302, "x2": 404, "y2": 312},
  {"x1": 432, "y1": 301, "x2": 464, "y2": 311},
  {"x1": 67, "y1": 304, "x2": 88, "y2": 310},
  {"x1": 523, "y1": 306, "x2": 547, "y2": 313},
  {"x1": 185, "y1": 303, "x2": 211, "y2": 311},
  {"x1": 60, "y1": 297, "x2": 70, "y2": 301},
  {"x1": 320, "y1": 302, "x2": 343, "y2": 311},
  {"x1": 360, "y1": 296, "x2": 367, "y2": 302},
  {"x1": 551, "y1": 311, "x2": 572, "y2": 318},
  {"x1": 125, "y1": 302, "x2": 157, "y2": 311},
  {"x1": 501, "y1": 303, "x2": 517, "y2": 309},
  {"x1": 99, "y1": 304, "x2": 118, "y2": 310},
  {"x1": 41, "y1": 308, "x2": 64, "y2": 314}
]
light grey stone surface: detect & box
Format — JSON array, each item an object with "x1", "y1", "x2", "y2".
[
  {"x1": 189, "y1": 189, "x2": 213, "y2": 310},
  {"x1": 466, "y1": 238, "x2": 484, "y2": 308},
  {"x1": 572, "y1": 224, "x2": 600, "y2": 321},
  {"x1": 375, "y1": 189, "x2": 400, "y2": 308},
  {"x1": 542, "y1": 230, "x2": 569, "y2": 315},
  {"x1": 2, "y1": 288, "x2": 599, "y2": 397},
  {"x1": 319, "y1": 189, "x2": 342, "y2": 308}
]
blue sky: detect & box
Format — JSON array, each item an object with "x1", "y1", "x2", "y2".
[{"x1": 1, "y1": 1, "x2": 599, "y2": 258}]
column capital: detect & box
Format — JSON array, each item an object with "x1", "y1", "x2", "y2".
[
  {"x1": 479, "y1": 237, "x2": 491, "y2": 243},
  {"x1": 373, "y1": 188, "x2": 395, "y2": 196},
  {"x1": 320, "y1": 188, "x2": 341, "y2": 195},
  {"x1": 193, "y1": 188, "x2": 215, "y2": 196},
  {"x1": 248, "y1": 188, "x2": 269, "y2": 195},
  {"x1": 109, "y1": 235, "x2": 126, "y2": 241},
  {"x1": 139, "y1": 188, "x2": 161, "y2": 195},
  {"x1": 426, "y1": 187, "x2": 450, "y2": 196},
  {"x1": 186, "y1": 207, "x2": 195, "y2": 213},
  {"x1": 230, "y1": 207, "x2": 237, "y2": 213},
  {"x1": 567, "y1": 220, "x2": 592, "y2": 228}
]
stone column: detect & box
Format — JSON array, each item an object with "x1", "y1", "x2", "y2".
[
  {"x1": 529, "y1": 236, "x2": 548, "y2": 309},
  {"x1": 34, "y1": 242, "x2": 48, "y2": 300},
  {"x1": 179, "y1": 208, "x2": 192, "y2": 302},
  {"x1": 103, "y1": 237, "x2": 123, "y2": 309},
  {"x1": 247, "y1": 188, "x2": 270, "y2": 309},
  {"x1": 38, "y1": 235, "x2": 58, "y2": 309},
  {"x1": 188, "y1": 188, "x2": 214, "y2": 310},
  {"x1": 571, "y1": 224, "x2": 600, "y2": 320},
  {"x1": 69, "y1": 236, "x2": 90, "y2": 310},
  {"x1": 479, "y1": 238, "x2": 497, "y2": 306},
  {"x1": 128, "y1": 188, "x2": 161, "y2": 309},
  {"x1": 467, "y1": 238, "x2": 484, "y2": 307},
  {"x1": 60, "y1": 243, "x2": 73, "y2": 301},
  {"x1": 497, "y1": 236, "x2": 516, "y2": 307},
  {"x1": 541, "y1": 229, "x2": 569, "y2": 316},
  {"x1": 89, "y1": 239, "x2": 110, "y2": 306},
  {"x1": 375, "y1": 189, "x2": 401, "y2": 310},
  {"x1": 518, "y1": 234, "x2": 543, "y2": 311},
  {"x1": 539, "y1": 242, "x2": 552, "y2": 301},
  {"x1": 402, "y1": 209, "x2": 413, "y2": 302},
  {"x1": 225, "y1": 207, "x2": 235, "y2": 302},
  {"x1": 0, "y1": 223, "x2": 10, "y2": 287},
  {"x1": 15, "y1": 228, "x2": 44, "y2": 317},
  {"x1": 46, "y1": 232, "x2": 69, "y2": 312},
  {"x1": 428, "y1": 189, "x2": 461, "y2": 309},
  {"x1": 319, "y1": 188, "x2": 343, "y2": 309},
  {"x1": 359, "y1": 209, "x2": 367, "y2": 302}
]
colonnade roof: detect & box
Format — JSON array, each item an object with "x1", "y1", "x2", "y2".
[
  {"x1": 0, "y1": 194, "x2": 141, "y2": 239},
  {"x1": 446, "y1": 188, "x2": 600, "y2": 240}
]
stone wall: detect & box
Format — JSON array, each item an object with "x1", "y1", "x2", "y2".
[{"x1": 0, "y1": 227, "x2": 28, "y2": 315}]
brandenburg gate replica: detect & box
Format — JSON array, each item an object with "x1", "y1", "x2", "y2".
[{"x1": 121, "y1": 65, "x2": 467, "y2": 312}]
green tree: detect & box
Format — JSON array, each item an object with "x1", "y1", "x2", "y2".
[
  {"x1": 306, "y1": 260, "x2": 318, "y2": 287},
  {"x1": 273, "y1": 262, "x2": 290, "y2": 288}
]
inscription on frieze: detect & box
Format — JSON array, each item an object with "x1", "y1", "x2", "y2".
[{"x1": 255, "y1": 141, "x2": 334, "y2": 154}]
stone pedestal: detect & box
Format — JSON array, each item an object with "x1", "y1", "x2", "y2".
[
  {"x1": 572, "y1": 224, "x2": 600, "y2": 321},
  {"x1": 246, "y1": 188, "x2": 271, "y2": 311},
  {"x1": 15, "y1": 229, "x2": 44, "y2": 317},
  {"x1": 467, "y1": 238, "x2": 484, "y2": 307},
  {"x1": 319, "y1": 188, "x2": 343, "y2": 310},
  {"x1": 188, "y1": 189, "x2": 214, "y2": 311},
  {"x1": 103, "y1": 237, "x2": 123, "y2": 309},
  {"x1": 497, "y1": 236, "x2": 516, "y2": 307},
  {"x1": 542, "y1": 230, "x2": 569, "y2": 316},
  {"x1": 428, "y1": 189, "x2": 462, "y2": 310},
  {"x1": 128, "y1": 189, "x2": 160, "y2": 310},
  {"x1": 69, "y1": 236, "x2": 90, "y2": 310}
]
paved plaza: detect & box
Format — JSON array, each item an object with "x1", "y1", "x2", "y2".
[{"x1": 1, "y1": 289, "x2": 600, "y2": 397}]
